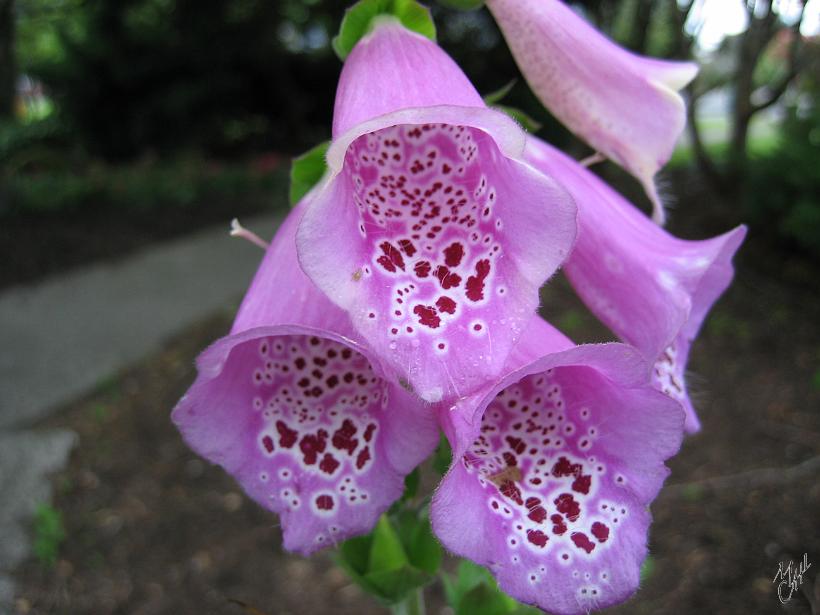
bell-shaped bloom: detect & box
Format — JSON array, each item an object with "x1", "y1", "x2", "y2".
[
  {"x1": 431, "y1": 317, "x2": 684, "y2": 615},
  {"x1": 486, "y1": 0, "x2": 699, "y2": 224},
  {"x1": 524, "y1": 137, "x2": 746, "y2": 433},
  {"x1": 172, "y1": 195, "x2": 439, "y2": 554},
  {"x1": 296, "y1": 18, "x2": 576, "y2": 404}
]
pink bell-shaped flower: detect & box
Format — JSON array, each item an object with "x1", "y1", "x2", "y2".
[
  {"x1": 524, "y1": 136, "x2": 746, "y2": 433},
  {"x1": 487, "y1": 0, "x2": 699, "y2": 224},
  {"x1": 296, "y1": 18, "x2": 577, "y2": 403},
  {"x1": 173, "y1": 195, "x2": 439, "y2": 554}
]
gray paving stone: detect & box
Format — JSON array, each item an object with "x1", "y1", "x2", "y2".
[
  {"x1": 0, "y1": 429, "x2": 76, "y2": 611},
  {"x1": 0, "y1": 213, "x2": 281, "y2": 612},
  {"x1": 0, "y1": 213, "x2": 280, "y2": 429}
]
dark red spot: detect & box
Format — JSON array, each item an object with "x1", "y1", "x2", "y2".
[
  {"x1": 591, "y1": 522, "x2": 610, "y2": 543},
  {"x1": 505, "y1": 436, "x2": 526, "y2": 455},
  {"x1": 554, "y1": 493, "x2": 581, "y2": 522},
  {"x1": 332, "y1": 419, "x2": 358, "y2": 455},
  {"x1": 413, "y1": 304, "x2": 441, "y2": 329},
  {"x1": 414, "y1": 260, "x2": 431, "y2": 278},
  {"x1": 443, "y1": 242, "x2": 465, "y2": 267},
  {"x1": 326, "y1": 375, "x2": 339, "y2": 389},
  {"x1": 526, "y1": 496, "x2": 548, "y2": 524},
  {"x1": 551, "y1": 513, "x2": 567, "y2": 535},
  {"x1": 398, "y1": 239, "x2": 417, "y2": 257},
  {"x1": 571, "y1": 532, "x2": 595, "y2": 554},
  {"x1": 319, "y1": 453, "x2": 340, "y2": 475},
  {"x1": 262, "y1": 435, "x2": 274, "y2": 454},
  {"x1": 434, "y1": 266, "x2": 462, "y2": 289},
  {"x1": 377, "y1": 241, "x2": 406, "y2": 272},
  {"x1": 356, "y1": 446, "x2": 371, "y2": 469},
  {"x1": 552, "y1": 456, "x2": 583, "y2": 478},
  {"x1": 572, "y1": 474, "x2": 592, "y2": 494},
  {"x1": 276, "y1": 421, "x2": 298, "y2": 449},
  {"x1": 363, "y1": 423, "x2": 377, "y2": 442},
  {"x1": 294, "y1": 357, "x2": 306, "y2": 370},
  {"x1": 499, "y1": 480, "x2": 523, "y2": 505},
  {"x1": 502, "y1": 451, "x2": 517, "y2": 467},
  {"x1": 436, "y1": 296, "x2": 456, "y2": 314},
  {"x1": 315, "y1": 495, "x2": 334, "y2": 511},
  {"x1": 527, "y1": 529, "x2": 549, "y2": 548},
  {"x1": 466, "y1": 259, "x2": 491, "y2": 302},
  {"x1": 299, "y1": 429, "x2": 328, "y2": 465}
]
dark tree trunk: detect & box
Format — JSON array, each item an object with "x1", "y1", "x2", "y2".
[{"x1": 0, "y1": 0, "x2": 14, "y2": 119}]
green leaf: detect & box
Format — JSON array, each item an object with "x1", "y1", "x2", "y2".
[
  {"x1": 288, "y1": 140, "x2": 329, "y2": 206},
  {"x1": 482, "y1": 79, "x2": 517, "y2": 106},
  {"x1": 393, "y1": 509, "x2": 443, "y2": 574},
  {"x1": 432, "y1": 432, "x2": 452, "y2": 476},
  {"x1": 491, "y1": 104, "x2": 543, "y2": 133},
  {"x1": 457, "y1": 583, "x2": 518, "y2": 615},
  {"x1": 455, "y1": 560, "x2": 493, "y2": 592},
  {"x1": 436, "y1": 0, "x2": 485, "y2": 9},
  {"x1": 332, "y1": 0, "x2": 436, "y2": 61},
  {"x1": 444, "y1": 561, "x2": 538, "y2": 615},
  {"x1": 369, "y1": 515, "x2": 409, "y2": 573},
  {"x1": 640, "y1": 555, "x2": 655, "y2": 583},
  {"x1": 363, "y1": 565, "x2": 433, "y2": 602},
  {"x1": 338, "y1": 534, "x2": 373, "y2": 576},
  {"x1": 403, "y1": 467, "x2": 421, "y2": 501}
]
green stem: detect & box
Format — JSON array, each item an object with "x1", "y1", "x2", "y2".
[{"x1": 391, "y1": 588, "x2": 426, "y2": 615}]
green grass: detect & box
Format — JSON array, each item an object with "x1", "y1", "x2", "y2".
[{"x1": 33, "y1": 503, "x2": 66, "y2": 567}]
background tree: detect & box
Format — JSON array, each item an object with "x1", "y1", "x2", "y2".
[
  {"x1": 0, "y1": 0, "x2": 15, "y2": 118},
  {"x1": 670, "y1": 0, "x2": 810, "y2": 195}
]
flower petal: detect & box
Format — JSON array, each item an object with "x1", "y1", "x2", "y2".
[
  {"x1": 298, "y1": 23, "x2": 576, "y2": 402},
  {"x1": 432, "y1": 319, "x2": 683, "y2": 614},
  {"x1": 332, "y1": 18, "x2": 485, "y2": 139},
  {"x1": 525, "y1": 137, "x2": 746, "y2": 432},
  {"x1": 299, "y1": 122, "x2": 575, "y2": 402},
  {"x1": 173, "y1": 200, "x2": 439, "y2": 554},
  {"x1": 487, "y1": 0, "x2": 698, "y2": 223}
]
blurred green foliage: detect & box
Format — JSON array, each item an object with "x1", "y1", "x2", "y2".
[
  {"x1": 0, "y1": 152, "x2": 285, "y2": 218},
  {"x1": 4, "y1": 0, "x2": 817, "y2": 266},
  {"x1": 744, "y1": 74, "x2": 820, "y2": 258},
  {"x1": 17, "y1": 0, "x2": 346, "y2": 158}
]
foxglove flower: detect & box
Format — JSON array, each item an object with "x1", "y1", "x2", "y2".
[
  {"x1": 296, "y1": 18, "x2": 576, "y2": 403},
  {"x1": 524, "y1": 137, "x2": 746, "y2": 433},
  {"x1": 432, "y1": 318, "x2": 684, "y2": 615},
  {"x1": 486, "y1": 0, "x2": 699, "y2": 224},
  {"x1": 173, "y1": 196, "x2": 439, "y2": 554}
]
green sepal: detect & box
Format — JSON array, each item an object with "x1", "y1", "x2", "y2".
[
  {"x1": 363, "y1": 565, "x2": 434, "y2": 600},
  {"x1": 491, "y1": 104, "x2": 543, "y2": 133},
  {"x1": 393, "y1": 508, "x2": 443, "y2": 574},
  {"x1": 443, "y1": 561, "x2": 540, "y2": 615},
  {"x1": 482, "y1": 79, "x2": 517, "y2": 106},
  {"x1": 288, "y1": 140, "x2": 329, "y2": 206},
  {"x1": 337, "y1": 513, "x2": 438, "y2": 604},
  {"x1": 436, "y1": 0, "x2": 485, "y2": 9},
  {"x1": 332, "y1": 0, "x2": 437, "y2": 61}
]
